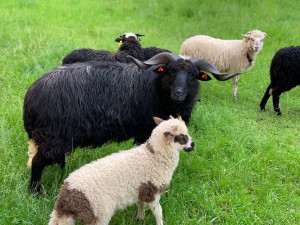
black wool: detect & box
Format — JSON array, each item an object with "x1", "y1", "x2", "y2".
[
  {"x1": 24, "y1": 59, "x2": 200, "y2": 193},
  {"x1": 260, "y1": 46, "x2": 300, "y2": 115}
]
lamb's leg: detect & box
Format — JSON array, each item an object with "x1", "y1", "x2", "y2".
[
  {"x1": 136, "y1": 201, "x2": 147, "y2": 221},
  {"x1": 148, "y1": 199, "x2": 163, "y2": 225},
  {"x1": 260, "y1": 84, "x2": 271, "y2": 110},
  {"x1": 232, "y1": 75, "x2": 239, "y2": 99},
  {"x1": 48, "y1": 210, "x2": 75, "y2": 225}
]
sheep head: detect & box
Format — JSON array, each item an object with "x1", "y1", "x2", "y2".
[
  {"x1": 128, "y1": 52, "x2": 241, "y2": 103},
  {"x1": 115, "y1": 33, "x2": 144, "y2": 44},
  {"x1": 242, "y1": 30, "x2": 267, "y2": 52},
  {"x1": 152, "y1": 116, "x2": 194, "y2": 152}
]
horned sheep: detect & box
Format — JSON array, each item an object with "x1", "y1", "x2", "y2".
[
  {"x1": 260, "y1": 46, "x2": 300, "y2": 115},
  {"x1": 23, "y1": 52, "x2": 240, "y2": 194},
  {"x1": 180, "y1": 30, "x2": 267, "y2": 98},
  {"x1": 48, "y1": 116, "x2": 194, "y2": 225}
]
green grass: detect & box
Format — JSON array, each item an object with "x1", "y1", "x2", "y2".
[{"x1": 0, "y1": 0, "x2": 299, "y2": 224}]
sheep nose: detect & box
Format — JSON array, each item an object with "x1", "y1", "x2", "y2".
[
  {"x1": 174, "y1": 89, "x2": 183, "y2": 97},
  {"x1": 255, "y1": 46, "x2": 259, "y2": 51}
]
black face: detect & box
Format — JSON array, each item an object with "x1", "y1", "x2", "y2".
[{"x1": 167, "y1": 60, "x2": 197, "y2": 104}]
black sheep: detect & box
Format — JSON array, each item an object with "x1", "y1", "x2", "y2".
[
  {"x1": 24, "y1": 52, "x2": 240, "y2": 194},
  {"x1": 260, "y1": 46, "x2": 300, "y2": 115},
  {"x1": 62, "y1": 33, "x2": 145, "y2": 64}
]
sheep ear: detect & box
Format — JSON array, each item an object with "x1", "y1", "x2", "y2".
[
  {"x1": 164, "y1": 132, "x2": 174, "y2": 144},
  {"x1": 135, "y1": 34, "x2": 144, "y2": 37},
  {"x1": 153, "y1": 117, "x2": 164, "y2": 126},
  {"x1": 153, "y1": 65, "x2": 167, "y2": 75},
  {"x1": 115, "y1": 38, "x2": 122, "y2": 42},
  {"x1": 190, "y1": 58, "x2": 241, "y2": 81},
  {"x1": 263, "y1": 32, "x2": 267, "y2": 37},
  {"x1": 196, "y1": 72, "x2": 212, "y2": 81},
  {"x1": 242, "y1": 34, "x2": 250, "y2": 39}
]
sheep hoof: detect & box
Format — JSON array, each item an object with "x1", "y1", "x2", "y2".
[
  {"x1": 260, "y1": 104, "x2": 265, "y2": 111},
  {"x1": 274, "y1": 108, "x2": 282, "y2": 116}
]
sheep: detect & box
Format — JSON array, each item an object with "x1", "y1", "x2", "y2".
[
  {"x1": 48, "y1": 116, "x2": 194, "y2": 225},
  {"x1": 62, "y1": 33, "x2": 172, "y2": 65},
  {"x1": 260, "y1": 46, "x2": 300, "y2": 115},
  {"x1": 180, "y1": 30, "x2": 267, "y2": 98},
  {"x1": 62, "y1": 33, "x2": 145, "y2": 64},
  {"x1": 23, "y1": 52, "x2": 240, "y2": 194}
]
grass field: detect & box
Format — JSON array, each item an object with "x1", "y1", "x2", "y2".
[{"x1": 0, "y1": 0, "x2": 299, "y2": 224}]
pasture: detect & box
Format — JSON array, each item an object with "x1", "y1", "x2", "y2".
[{"x1": 0, "y1": 0, "x2": 299, "y2": 224}]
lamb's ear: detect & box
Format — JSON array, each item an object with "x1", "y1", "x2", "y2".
[
  {"x1": 196, "y1": 72, "x2": 212, "y2": 81},
  {"x1": 153, "y1": 117, "x2": 164, "y2": 126},
  {"x1": 164, "y1": 132, "x2": 174, "y2": 144},
  {"x1": 263, "y1": 32, "x2": 267, "y2": 38}
]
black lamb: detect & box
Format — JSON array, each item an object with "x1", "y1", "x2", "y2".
[
  {"x1": 260, "y1": 46, "x2": 300, "y2": 115},
  {"x1": 62, "y1": 33, "x2": 145, "y2": 64},
  {"x1": 23, "y1": 52, "x2": 240, "y2": 194}
]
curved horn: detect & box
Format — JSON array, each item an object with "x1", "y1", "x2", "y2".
[
  {"x1": 127, "y1": 55, "x2": 150, "y2": 69},
  {"x1": 190, "y1": 58, "x2": 241, "y2": 81},
  {"x1": 143, "y1": 52, "x2": 181, "y2": 65}
]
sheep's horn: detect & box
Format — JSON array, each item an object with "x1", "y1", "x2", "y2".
[
  {"x1": 190, "y1": 58, "x2": 241, "y2": 81},
  {"x1": 128, "y1": 52, "x2": 181, "y2": 69},
  {"x1": 127, "y1": 55, "x2": 150, "y2": 69},
  {"x1": 143, "y1": 52, "x2": 181, "y2": 65},
  {"x1": 135, "y1": 34, "x2": 144, "y2": 37}
]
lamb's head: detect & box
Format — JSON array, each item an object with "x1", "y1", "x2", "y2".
[
  {"x1": 128, "y1": 52, "x2": 241, "y2": 104},
  {"x1": 152, "y1": 116, "x2": 194, "y2": 152},
  {"x1": 115, "y1": 33, "x2": 144, "y2": 45},
  {"x1": 243, "y1": 30, "x2": 267, "y2": 52}
]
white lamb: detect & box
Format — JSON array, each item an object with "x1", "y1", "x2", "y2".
[
  {"x1": 48, "y1": 116, "x2": 195, "y2": 225},
  {"x1": 180, "y1": 30, "x2": 267, "y2": 98}
]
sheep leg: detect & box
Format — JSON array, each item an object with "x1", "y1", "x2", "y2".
[
  {"x1": 260, "y1": 84, "x2": 271, "y2": 110},
  {"x1": 148, "y1": 199, "x2": 163, "y2": 225},
  {"x1": 232, "y1": 75, "x2": 239, "y2": 99},
  {"x1": 271, "y1": 85, "x2": 295, "y2": 115},
  {"x1": 30, "y1": 150, "x2": 47, "y2": 195},
  {"x1": 136, "y1": 201, "x2": 147, "y2": 220}
]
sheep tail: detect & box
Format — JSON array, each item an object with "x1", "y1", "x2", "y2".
[{"x1": 48, "y1": 210, "x2": 75, "y2": 225}]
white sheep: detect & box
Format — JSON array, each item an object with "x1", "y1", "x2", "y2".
[
  {"x1": 48, "y1": 116, "x2": 194, "y2": 225},
  {"x1": 180, "y1": 30, "x2": 267, "y2": 98}
]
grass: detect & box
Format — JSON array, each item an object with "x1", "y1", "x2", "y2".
[{"x1": 0, "y1": 0, "x2": 299, "y2": 224}]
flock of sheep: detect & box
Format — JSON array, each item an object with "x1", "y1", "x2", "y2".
[{"x1": 22, "y1": 31, "x2": 299, "y2": 225}]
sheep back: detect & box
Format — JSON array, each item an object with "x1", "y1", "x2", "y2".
[
  {"x1": 180, "y1": 35, "x2": 251, "y2": 73},
  {"x1": 270, "y1": 46, "x2": 300, "y2": 87},
  {"x1": 24, "y1": 61, "x2": 199, "y2": 155}
]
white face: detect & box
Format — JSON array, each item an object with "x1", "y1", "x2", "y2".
[{"x1": 250, "y1": 36, "x2": 264, "y2": 52}]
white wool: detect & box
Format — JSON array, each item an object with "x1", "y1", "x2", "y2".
[
  {"x1": 180, "y1": 30, "x2": 267, "y2": 98},
  {"x1": 49, "y1": 118, "x2": 193, "y2": 225}
]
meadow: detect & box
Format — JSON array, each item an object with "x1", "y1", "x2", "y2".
[{"x1": 0, "y1": 0, "x2": 299, "y2": 224}]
